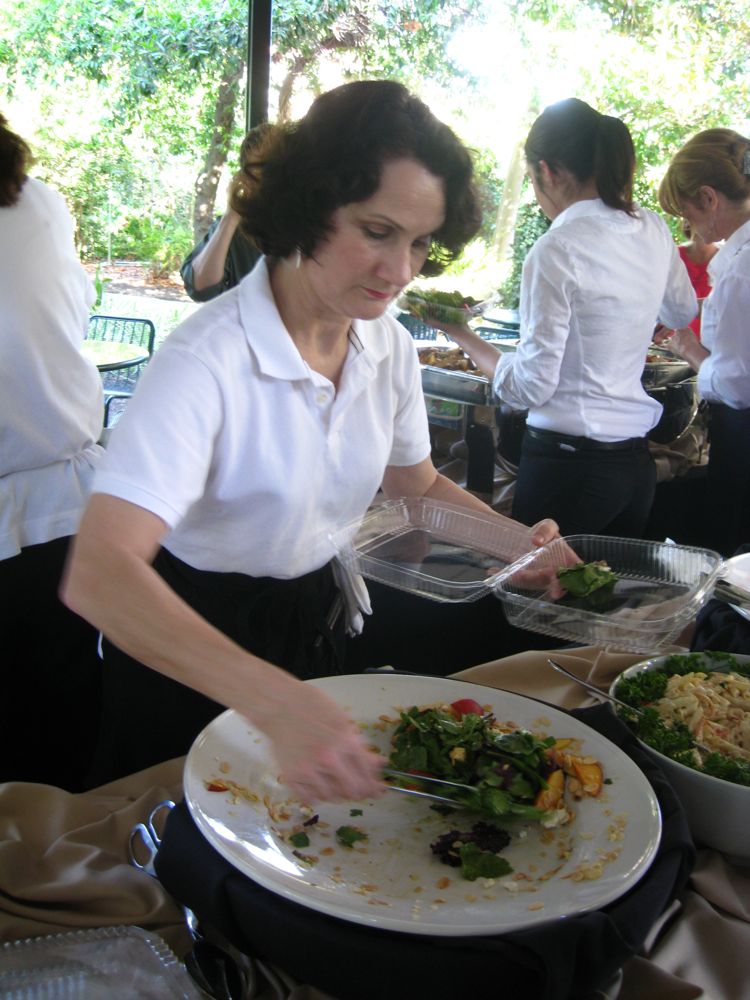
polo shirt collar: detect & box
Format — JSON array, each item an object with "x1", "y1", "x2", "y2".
[
  {"x1": 237, "y1": 257, "x2": 391, "y2": 381},
  {"x1": 238, "y1": 258, "x2": 309, "y2": 380}
]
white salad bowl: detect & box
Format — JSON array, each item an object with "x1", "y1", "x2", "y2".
[{"x1": 609, "y1": 653, "x2": 750, "y2": 866}]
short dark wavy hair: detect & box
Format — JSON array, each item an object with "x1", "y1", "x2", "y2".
[
  {"x1": 0, "y1": 113, "x2": 31, "y2": 207},
  {"x1": 231, "y1": 80, "x2": 481, "y2": 276}
]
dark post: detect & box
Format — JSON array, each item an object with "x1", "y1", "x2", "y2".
[{"x1": 246, "y1": 0, "x2": 272, "y2": 130}]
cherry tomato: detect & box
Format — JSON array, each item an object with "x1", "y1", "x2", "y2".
[{"x1": 450, "y1": 698, "x2": 484, "y2": 718}]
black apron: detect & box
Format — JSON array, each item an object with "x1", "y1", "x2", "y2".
[{"x1": 84, "y1": 548, "x2": 345, "y2": 788}]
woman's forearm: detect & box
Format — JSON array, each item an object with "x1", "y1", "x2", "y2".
[{"x1": 62, "y1": 494, "x2": 385, "y2": 801}]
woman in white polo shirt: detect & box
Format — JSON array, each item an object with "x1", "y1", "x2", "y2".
[
  {"x1": 437, "y1": 98, "x2": 697, "y2": 538},
  {"x1": 656, "y1": 127, "x2": 750, "y2": 557},
  {"x1": 63, "y1": 81, "x2": 560, "y2": 799}
]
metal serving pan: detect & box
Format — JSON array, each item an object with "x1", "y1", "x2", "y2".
[{"x1": 420, "y1": 365, "x2": 493, "y2": 406}]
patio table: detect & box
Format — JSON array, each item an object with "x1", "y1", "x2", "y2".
[{"x1": 81, "y1": 339, "x2": 150, "y2": 372}]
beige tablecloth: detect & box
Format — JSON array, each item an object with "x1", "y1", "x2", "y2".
[{"x1": 1, "y1": 646, "x2": 748, "y2": 1000}]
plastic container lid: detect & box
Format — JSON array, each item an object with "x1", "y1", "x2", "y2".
[
  {"x1": 491, "y1": 535, "x2": 724, "y2": 652},
  {"x1": 331, "y1": 497, "x2": 534, "y2": 603},
  {"x1": 0, "y1": 925, "x2": 203, "y2": 999}
]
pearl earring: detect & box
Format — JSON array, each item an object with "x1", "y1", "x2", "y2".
[{"x1": 295, "y1": 248, "x2": 302, "y2": 270}]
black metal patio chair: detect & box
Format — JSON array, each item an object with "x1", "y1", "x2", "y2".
[{"x1": 87, "y1": 314, "x2": 156, "y2": 426}]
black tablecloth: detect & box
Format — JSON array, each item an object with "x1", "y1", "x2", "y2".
[{"x1": 155, "y1": 705, "x2": 695, "y2": 1000}]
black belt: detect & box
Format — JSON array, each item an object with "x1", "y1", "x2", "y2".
[{"x1": 526, "y1": 426, "x2": 649, "y2": 452}]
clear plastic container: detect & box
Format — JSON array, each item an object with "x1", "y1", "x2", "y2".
[
  {"x1": 397, "y1": 289, "x2": 498, "y2": 326},
  {"x1": 490, "y1": 535, "x2": 724, "y2": 652},
  {"x1": 0, "y1": 925, "x2": 202, "y2": 999},
  {"x1": 331, "y1": 497, "x2": 534, "y2": 603}
]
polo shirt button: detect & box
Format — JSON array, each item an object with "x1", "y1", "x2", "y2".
[{"x1": 315, "y1": 392, "x2": 329, "y2": 405}]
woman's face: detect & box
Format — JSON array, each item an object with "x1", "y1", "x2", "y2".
[
  {"x1": 680, "y1": 198, "x2": 714, "y2": 244},
  {"x1": 302, "y1": 158, "x2": 446, "y2": 321}
]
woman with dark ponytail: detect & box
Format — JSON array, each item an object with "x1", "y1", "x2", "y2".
[{"x1": 439, "y1": 98, "x2": 697, "y2": 537}]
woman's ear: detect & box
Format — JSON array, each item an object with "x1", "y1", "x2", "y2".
[
  {"x1": 537, "y1": 159, "x2": 555, "y2": 186},
  {"x1": 697, "y1": 185, "x2": 719, "y2": 211}
]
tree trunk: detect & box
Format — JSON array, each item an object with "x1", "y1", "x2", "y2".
[
  {"x1": 276, "y1": 53, "x2": 312, "y2": 123},
  {"x1": 492, "y1": 137, "x2": 526, "y2": 263},
  {"x1": 192, "y1": 57, "x2": 245, "y2": 242}
]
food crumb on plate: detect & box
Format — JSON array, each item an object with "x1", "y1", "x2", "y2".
[{"x1": 561, "y1": 860, "x2": 605, "y2": 882}]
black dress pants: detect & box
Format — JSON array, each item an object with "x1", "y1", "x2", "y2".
[
  {"x1": 704, "y1": 402, "x2": 750, "y2": 557},
  {"x1": 512, "y1": 431, "x2": 656, "y2": 538}
]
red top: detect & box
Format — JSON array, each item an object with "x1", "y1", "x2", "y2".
[{"x1": 678, "y1": 245, "x2": 712, "y2": 339}]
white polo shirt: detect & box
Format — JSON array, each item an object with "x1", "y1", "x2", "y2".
[
  {"x1": 94, "y1": 258, "x2": 431, "y2": 578},
  {"x1": 698, "y1": 218, "x2": 750, "y2": 409},
  {"x1": 493, "y1": 199, "x2": 697, "y2": 441},
  {"x1": 0, "y1": 177, "x2": 103, "y2": 559}
]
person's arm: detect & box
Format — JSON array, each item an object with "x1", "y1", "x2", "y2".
[
  {"x1": 424, "y1": 322, "x2": 503, "y2": 380},
  {"x1": 653, "y1": 325, "x2": 709, "y2": 371},
  {"x1": 61, "y1": 493, "x2": 384, "y2": 802},
  {"x1": 381, "y1": 457, "x2": 560, "y2": 547},
  {"x1": 694, "y1": 273, "x2": 750, "y2": 408},
  {"x1": 657, "y1": 226, "x2": 699, "y2": 331},
  {"x1": 189, "y1": 210, "x2": 241, "y2": 292}
]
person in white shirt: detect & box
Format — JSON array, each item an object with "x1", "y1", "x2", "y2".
[
  {"x1": 0, "y1": 113, "x2": 105, "y2": 788},
  {"x1": 656, "y1": 128, "x2": 750, "y2": 556},
  {"x1": 430, "y1": 98, "x2": 696, "y2": 538},
  {"x1": 62, "y1": 81, "x2": 561, "y2": 798},
  {"x1": 179, "y1": 123, "x2": 276, "y2": 301}
]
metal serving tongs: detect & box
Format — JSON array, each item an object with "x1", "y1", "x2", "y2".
[
  {"x1": 546, "y1": 659, "x2": 645, "y2": 717},
  {"x1": 546, "y1": 658, "x2": 716, "y2": 755},
  {"x1": 382, "y1": 768, "x2": 478, "y2": 809},
  {"x1": 713, "y1": 576, "x2": 750, "y2": 610}
]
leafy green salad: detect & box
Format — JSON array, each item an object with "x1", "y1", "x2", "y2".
[
  {"x1": 388, "y1": 698, "x2": 605, "y2": 880},
  {"x1": 401, "y1": 287, "x2": 482, "y2": 324}
]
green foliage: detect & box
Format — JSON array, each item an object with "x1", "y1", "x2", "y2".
[
  {"x1": 3, "y1": 0, "x2": 750, "y2": 280},
  {"x1": 471, "y1": 145, "x2": 505, "y2": 244}
]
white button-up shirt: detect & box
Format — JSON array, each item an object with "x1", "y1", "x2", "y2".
[
  {"x1": 493, "y1": 199, "x2": 697, "y2": 441},
  {"x1": 698, "y1": 218, "x2": 750, "y2": 409},
  {"x1": 94, "y1": 258, "x2": 431, "y2": 578}
]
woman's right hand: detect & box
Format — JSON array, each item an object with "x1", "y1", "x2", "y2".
[{"x1": 253, "y1": 681, "x2": 386, "y2": 804}]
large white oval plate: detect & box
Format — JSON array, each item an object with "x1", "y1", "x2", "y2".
[{"x1": 183, "y1": 674, "x2": 662, "y2": 936}]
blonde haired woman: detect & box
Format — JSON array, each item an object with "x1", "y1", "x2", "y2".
[{"x1": 657, "y1": 128, "x2": 750, "y2": 556}]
